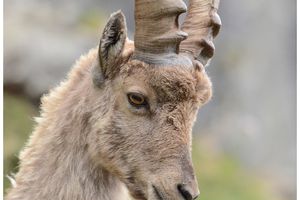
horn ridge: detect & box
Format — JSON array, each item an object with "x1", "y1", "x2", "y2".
[
  {"x1": 180, "y1": 0, "x2": 222, "y2": 66},
  {"x1": 134, "y1": 0, "x2": 188, "y2": 56}
]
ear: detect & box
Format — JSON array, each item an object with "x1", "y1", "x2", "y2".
[{"x1": 94, "y1": 11, "x2": 127, "y2": 86}]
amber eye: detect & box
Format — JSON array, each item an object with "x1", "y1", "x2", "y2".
[{"x1": 127, "y1": 93, "x2": 148, "y2": 107}]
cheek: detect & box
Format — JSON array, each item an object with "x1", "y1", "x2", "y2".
[
  {"x1": 113, "y1": 94, "x2": 153, "y2": 136},
  {"x1": 116, "y1": 113, "x2": 154, "y2": 141},
  {"x1": 88, "y1": 116, "x2": 141, "y2": 177}
]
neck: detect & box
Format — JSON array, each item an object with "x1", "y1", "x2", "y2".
[{"x1": 6, "y1": 49, "x2": 130, "y2": 200}]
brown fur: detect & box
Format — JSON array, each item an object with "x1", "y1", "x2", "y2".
[{"x1": 6, "y1": 14, "x2": 212, "y2": 200}]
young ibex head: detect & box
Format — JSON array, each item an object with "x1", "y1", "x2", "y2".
[{"x1": 90, "y1": 0, "x2": 221, "y2": 199}]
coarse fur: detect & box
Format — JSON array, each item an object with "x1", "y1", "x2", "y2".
[{"x1": 6, "y1": 9, "x2": 214, "y2": 200}]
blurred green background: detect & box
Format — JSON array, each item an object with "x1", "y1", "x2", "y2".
[{"x1": 4, "y1": 0, "x2": 296, "y2": 199}]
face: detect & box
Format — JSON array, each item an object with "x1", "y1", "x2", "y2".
[
  {"x1": 91, "y1": 10, "x2": 215, "y2": 200},
  {"x1": 90, "y1": 59, "x2": 212, "y2": 200}
]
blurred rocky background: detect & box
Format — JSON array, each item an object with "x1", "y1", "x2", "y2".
[{"x1": 4, "y1": 0, "x2": 296, "y2": 199}]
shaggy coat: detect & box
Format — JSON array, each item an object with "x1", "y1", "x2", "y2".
[{"x1": 6, "y1": 10, "x2": 213, "y2": 200}]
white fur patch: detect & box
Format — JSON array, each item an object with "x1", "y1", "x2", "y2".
[{"x1": 7, "y1": 174, "x2": 17, "y2": 188}]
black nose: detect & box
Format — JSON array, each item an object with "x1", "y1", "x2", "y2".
[{"x1": 177, "y1": 184, "x2": 199, "y2": 200}]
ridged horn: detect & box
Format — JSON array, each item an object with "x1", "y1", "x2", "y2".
[
  {"x1": 133, "y1": 0, "x2": 188, "y2": 63},
  {"x1": 180, "y1": 0, "x2": 221, "y2": 66}
]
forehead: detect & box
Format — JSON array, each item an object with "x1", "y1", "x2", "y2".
[
  {"x1": 121, "y1": 61, "x2": 200, "y2": 103},
  {"x1": 149, "y1": 67, "x2": 198, "y2": 103}
]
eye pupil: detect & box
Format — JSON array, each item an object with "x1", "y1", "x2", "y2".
[
  {"x1": 132, "y1": 95, "x2": 143, "y2": 103},
  {"x1": 128, "y1": 93, "x2": 147, "y2": 107}
]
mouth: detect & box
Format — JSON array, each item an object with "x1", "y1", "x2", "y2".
[{"x1": 152, "y1": 185, "x2": 164, "y2": 200}]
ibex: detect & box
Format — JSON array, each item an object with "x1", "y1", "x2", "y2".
[{"x1": 6, "y1": 0, "x2": 221, "y2": 199}]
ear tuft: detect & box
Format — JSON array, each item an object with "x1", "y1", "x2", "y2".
[{"x1": 98, "y1": 10, "x2": 127, "y2": 79}]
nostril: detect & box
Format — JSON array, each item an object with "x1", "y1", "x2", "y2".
[{"x1": 177, "y1": 184, "x2": 197, "y2": 200}]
